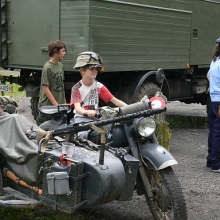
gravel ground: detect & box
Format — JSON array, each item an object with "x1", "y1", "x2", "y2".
[
  {"x1": 171, "y1": 128, "x2": 220, "y2": 220},
  {"x1": 15, "y1": 96, "x2": 35, "y2": 123},
  {"x1": 166, "y1": 101, "x2": 207, "y2": 117},
  {"x1": 4, "y1": 97, "x2": 220, "y2": 220}
]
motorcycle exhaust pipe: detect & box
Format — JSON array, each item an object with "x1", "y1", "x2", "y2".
[{"x1": 0, "y1": 194, "x2": 42, "y2": 208}]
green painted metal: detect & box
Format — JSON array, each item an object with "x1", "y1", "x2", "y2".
[
  {"x1": 0, "y1": 0, "x2": 7, "y2": 68},
  {"x1": 3, "y1": 0, "x2": 220, "y2": 72},
  {"x1": 7, "y1": 0, "x2": 60, "y2": 67},
  {"x1": 60, "y1": 0, "x2": 90, "y2": 69},
  {"x1": 190, "y1": 0, "x2": 220, "y2": 66},
  {"x1": 89, "y1": 0, "x2": 192, "y2": 71}
]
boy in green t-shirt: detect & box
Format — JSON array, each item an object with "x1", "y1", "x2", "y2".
[{"x1": 37, "y1": 40, "x2": 67, "y2": 125}]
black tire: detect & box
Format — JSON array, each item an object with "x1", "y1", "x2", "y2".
[
  {"x1": 135, "y1": 82, "x2": 160, "y2": 102},
  {"x1": 30, "y1": 97, "x2": 39, "y2": 120},
  {"x1": 136, "y1": 82, "x2": 165, "y2": 122},
  {"x1": 144, "y1": 166, "x2": 187, "y2": 220}
]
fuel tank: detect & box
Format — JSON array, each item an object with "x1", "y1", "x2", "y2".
[{"x1": 74, "y1": 146, "x2": 126, "y2": 206}]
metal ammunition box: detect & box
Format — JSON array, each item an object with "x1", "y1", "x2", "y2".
[{"x1": 47, "y1": 171, "x2": 69, "y2": 195}]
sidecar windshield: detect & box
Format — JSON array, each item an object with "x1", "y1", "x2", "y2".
[{"x1": 39, "y1": 105, "x2": 68, "y2": 115}]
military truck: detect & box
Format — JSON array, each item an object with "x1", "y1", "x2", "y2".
[{"x1": 0, "y1": 0, "x2": 219, "y2": 119}]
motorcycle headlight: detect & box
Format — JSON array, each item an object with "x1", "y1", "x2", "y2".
[{"x1": 133, "y1": 117, "x2": 156, "y2": 137}]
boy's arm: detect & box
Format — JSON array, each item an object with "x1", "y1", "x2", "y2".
[
  {"x1": 74, "y1": 103, "x2": 86, "y2": 115},
  {"x1": 74, "y1": 103, "x2": 96, "y2": 117},
  {"x1": 42, "y1": 85, "x2": 59, "y2": 106},
  {"x1": 110, "y1": 97, "x2": 127, "y2": 107},
  {"x1": 99, "y1": 85, "x2": 127, "y2": 107}
]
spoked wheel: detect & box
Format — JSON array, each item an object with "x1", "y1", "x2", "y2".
[{"x1": 144, "y1": 165, "x2": 187, "y2": 220}]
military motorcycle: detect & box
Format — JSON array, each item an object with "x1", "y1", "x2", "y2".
[{"x1": 0, "y1": 96, "x2": 188, "y2": 220}]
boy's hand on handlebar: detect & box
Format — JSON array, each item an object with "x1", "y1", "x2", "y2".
[
  {"x1": 83, "y1": 110, "x2": 101, "y2": 118},
  {"x1": 84, "y1": 110, "x2": 96, "y2": 118}
]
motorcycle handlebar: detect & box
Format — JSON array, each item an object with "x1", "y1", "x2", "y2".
[{"x1": 83, "y1": 112, "x2": 101, "y2": 119}]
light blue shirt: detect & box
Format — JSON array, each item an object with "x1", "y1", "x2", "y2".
[{"x1": 208, "y1": 57, "x2": 220, "y2": 101}]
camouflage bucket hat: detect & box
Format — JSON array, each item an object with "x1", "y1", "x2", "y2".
[{"x1": 73, "y1": 51, "x2": 103, "y2": 69}]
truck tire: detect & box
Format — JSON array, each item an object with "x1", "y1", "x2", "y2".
[
  {"x1": 30, "y1": 98, "x2": 39, "y2": 120},
  {"x1": 135, "y1": 82, "x2": 160, "y2": 101},
  {"x1": 136, "y1": 82, "x2": 165, "y2": 121}
]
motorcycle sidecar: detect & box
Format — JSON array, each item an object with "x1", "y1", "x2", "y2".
[
  {"x1": 0, "y1": 114, "x2": 139, "y2": 213},
  {"x1": 39, "y1": 145, "x2": 139, "y2": 213}
]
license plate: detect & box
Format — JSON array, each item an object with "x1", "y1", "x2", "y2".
[{"x1": 0, "y1": 84, "x2": 11, "y2": 92}]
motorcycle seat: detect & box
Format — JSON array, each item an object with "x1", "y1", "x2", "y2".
[{"x1": 38, "y1": 105, "x2": 68, "y2": 115}]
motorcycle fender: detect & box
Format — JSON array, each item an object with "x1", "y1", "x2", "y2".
[{"x1": 140, "y1": 143, "x2": 178, "y2": 170}]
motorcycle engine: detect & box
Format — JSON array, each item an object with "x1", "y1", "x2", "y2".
[
  {"x1": 109, "y1": 125, "x2": 128, "y2": 148},
  {"x1": 88, "y1": 124, "x2": 128, "y2": 148}
]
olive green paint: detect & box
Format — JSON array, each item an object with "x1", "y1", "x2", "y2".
[
  {"x1": 89, "y1": 0, "x2": 192, "y2": 71},
  {"x1": 7, "y1": 0, "x2": 60, "y2": 67},
  {"x1": 4, "y1": 0, "x2": 220, "y2": 72},
  {"x1": 190, "y1": 0, "x2": 220, "y2": 65}
]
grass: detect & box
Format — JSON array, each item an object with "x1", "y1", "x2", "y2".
[
  {"x1": 2, "y1": 82, "x2": 25, "y2": 97},
  {"x1": 0, "y1": 72, "x2": 24, "y2": 97},
  {"x1": 0, "y1": 207, "x2": 95, "y2": 220}
]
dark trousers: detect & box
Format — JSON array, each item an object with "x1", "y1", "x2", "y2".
[{"x1": 207, "y1": 102, "x2": 220, "y2": 169}]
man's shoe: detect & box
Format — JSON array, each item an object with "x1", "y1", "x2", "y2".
[{"x1": 212, "y1": 169, "x2": 220, "y2": 173}]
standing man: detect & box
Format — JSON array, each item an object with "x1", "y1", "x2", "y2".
[
  {"x1": 207, "y1": 37, "x2": 220, "y2": 172},
  {"x1": 37, "y1": 40, "x2": 67, "y2": 125}
]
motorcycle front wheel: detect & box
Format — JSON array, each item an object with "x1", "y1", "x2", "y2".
[{"x1": 144, "y1": 165, "x2": 188, "y2": 220}]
